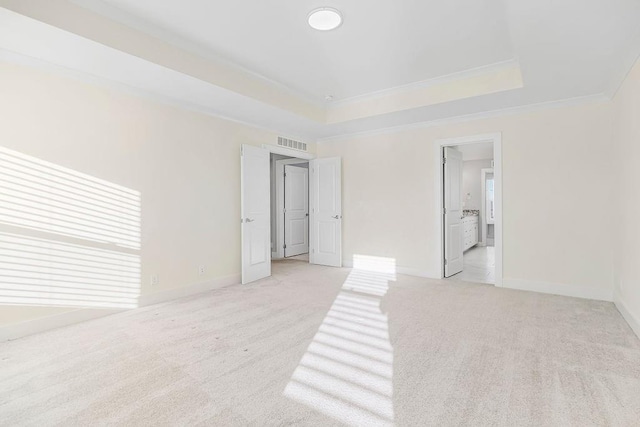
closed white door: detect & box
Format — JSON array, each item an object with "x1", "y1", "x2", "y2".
[
  {"x1": 241, "y1": 144, "x2": 271, "y2": 284},
  {"x1": 310, "y1": 157, "x2": 342, "y2": 267},
  {"x1": 284, "y1": 164, "x2": 309, "y2": 257},
  {"x1": 444, "y1": 147, "x2": 464, "y2": 277}
]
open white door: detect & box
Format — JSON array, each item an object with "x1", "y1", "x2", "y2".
[
  {"x1": 309, "y1": 157, "x2": 342, "y2": 267},
  {"x1": 241, "y1": 144, "x2": 271, "y2": 284},
  {"x1": 444, "y1": 147, "x2": 463, "y2": 277},
  {"x1": 284, "y1": 164, "x2": 309, "y2": 257}
]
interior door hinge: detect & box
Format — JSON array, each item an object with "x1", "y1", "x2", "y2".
[
  {"x1": 443, "y1": 207, "x2": 447, "y2": 214},
  {"x1": 444, "y1": 259, "x2": 448, "y2": 266},
  {"x1": 284, "y1": 172, "x2": 286, "y2": 177},
  {"x1": 283, "y1": 244, "x2": 287, "y2": 249},
  {"x1": 443, "y1": 157, "x2": 447, "y2": 164}
]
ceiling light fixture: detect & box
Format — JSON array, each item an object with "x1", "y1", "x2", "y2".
[{"x1": 308, "y1": 8, "x2": 343, "y2": 31}]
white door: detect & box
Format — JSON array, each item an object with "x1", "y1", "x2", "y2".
[
  {"x1": 241, "y1": 144, "x2": 271, "y2": 284},
  {"x1": 284, "y1": 164, "x2": 309, "y2": 257},
  {"x1": 444, "y1": 147, "x2": 464, "y2": 277},
  {"x1": 309, "y1": 157, "x2": 342, "y2": 267}
]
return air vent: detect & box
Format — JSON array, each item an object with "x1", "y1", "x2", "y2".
[{"x1": 277, "y1": 137, "x2": 307, "y2": 152}]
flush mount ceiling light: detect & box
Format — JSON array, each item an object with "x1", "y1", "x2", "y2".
[{"x1": 308, "y1": 8, "x2": 343, "y2": 31}]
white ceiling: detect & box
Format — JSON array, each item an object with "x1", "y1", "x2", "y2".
[
  {"x1": 71, "y1": 0, "x2": 515, "y2": 103},
  {"x1": 2, "y1": 0, "x2": 640, "y2": 141}
]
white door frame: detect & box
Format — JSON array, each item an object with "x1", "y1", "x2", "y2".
[
  {"x1": 274, "y1": 158, "x2": 309, "y2": 259},
  {"x1": 263, "y1": 144, "x2": 315, "y2": 160},
  {"x1": 435, "y1": 133, "x2": 503, "y2": 287}
]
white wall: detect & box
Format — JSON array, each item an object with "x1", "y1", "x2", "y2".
[
  {"x1": 612, "y1": 59, "x2": 640, "y2": 337},
  {"x1": 0, "y1": 61, "x2": 316, "y2": 329},
  {"x1": 3, "y1": 56, "x2": 638, "y2": 338},
  {"x1": 317, "y1": 101, "x2": 614, "y2": 300},
  {"x1": 462, "y1": 159, "x2": 493, "y2": 210}
]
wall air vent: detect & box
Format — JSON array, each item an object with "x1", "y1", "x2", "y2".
[{"x1": 277, "y1": 137, "x2": 308, "y2": 152}]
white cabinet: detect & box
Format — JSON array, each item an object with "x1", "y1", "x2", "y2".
[{"x1": 462, "y1": 216, "x2": 478, "y2": 251}]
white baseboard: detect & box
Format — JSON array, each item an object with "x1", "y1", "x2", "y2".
[
  {"x1": 138, "y1": 274, "x2": 240, "y2": 306},
  {"x1": 502, "y1": 278, "x2": 613, "y2": 302},
  {"x1": 395, "y1": 266, "x2": 439, "y2": 279},
  {"x1": 341, "y1": 259, "x2": 613, "y2": 302},
  {"x1": 341, "y1": 259, "x2": 439, "y2": 279},
  {"x1": 614, "y1": 290, "x2": 640, "y2": 339},
  {"x1": 0, "y1": 273, "x2": 241, "y2": 342},
  {"x1": 0, "y1": 307, "x2": 123, "y2": 342}
]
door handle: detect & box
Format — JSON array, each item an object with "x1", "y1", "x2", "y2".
[
  {"x1": 332, "y1": 215, "x2": 342, "y2": 219},
  {"x1": 245, "y1": 218, "x2": 254, "y2": 223}
]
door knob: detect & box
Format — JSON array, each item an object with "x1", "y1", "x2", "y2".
[
  {"x1": 332, "y1": 215, "x2": 341, "y2": 219},
  {"x1": 245, "y1": 218, "x2": 254, "y2": 223}
]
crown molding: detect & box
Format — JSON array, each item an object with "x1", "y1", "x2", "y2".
[
  {"x1": 70, "y1": 1, "x2": 522, "y2": 111},
  {"x1": 1, "y1": 46, "x2": 609, "y2": 147},
  {"x1": 330, "y1": 59, "x2": 520, "y2": 106},
  {"x1": 317, "y1": 93, "x2": 610, "y2": 143}
]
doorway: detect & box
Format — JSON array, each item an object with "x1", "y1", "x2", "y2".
[
  {"x1": 241, "y1": 144, "x2": 342, "y2": 284},
  {"x1": 272, "y1": 156, "x2": 310, "y2": 261},
  {"x1": 436, "y1": 134, "x2": 502, "y2": 286}
]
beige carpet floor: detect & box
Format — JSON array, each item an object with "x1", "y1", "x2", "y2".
[{"x1": 1, "y1": 258, "x2": 640, "y2": 426}]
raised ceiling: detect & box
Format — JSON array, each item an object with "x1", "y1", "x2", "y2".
[
  {"x1": 71, "y1": 0, "x2": 515, "y2": 103},
  {"x1": 1, "y1": 0, "x2": 640, "y2": 141}
]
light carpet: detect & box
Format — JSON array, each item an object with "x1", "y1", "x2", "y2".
[{"x1": 1, "y1": 259, "x2": 639, "y2": 426}]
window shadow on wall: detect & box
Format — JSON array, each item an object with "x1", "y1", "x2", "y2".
[{"x1": 0, "y1": 146, "x2": 141, "y2": 309}]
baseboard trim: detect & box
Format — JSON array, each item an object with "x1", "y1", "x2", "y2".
[
  {"x1": 0, "y1": 307, "x2": 123, "y2": 342},
  {"x1": 138, "y1": 274, "x2": 240, "y2": 307},
  {"x1": 341, "y1": 259, "x2": 439, "y2": 279},
  {"x1": 395, "y1": 266, "x2": 439, "y2": 279},
  {"x1": 614, "y1": 291, "x2": 640, "y2": 339},
  {"x1": 502, "y1": 278, "x2": 613, "y2": 302},
  {"x1": 0, "y1": 273, "x2": 241, "y2": 342},
  {"x1": 341, "y1": 259, "x2": 613, "y2": 302}
]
